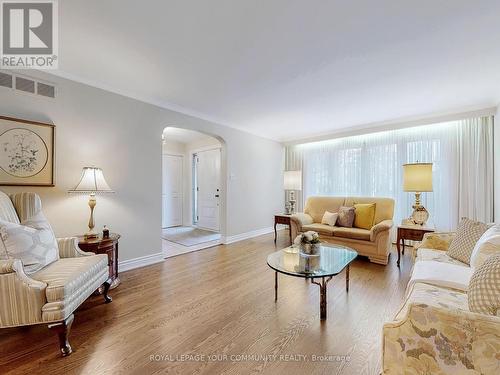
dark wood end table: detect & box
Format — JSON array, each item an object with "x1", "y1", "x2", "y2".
[
  {"x1": 396, "y1": 225, "x2": 434, "y2": 267},
  {"x1": 78, "y1": 233, "x2": 121, "y2": 289},
  {"x1": 274, "y1": 214, "x2": 292, "y2": 244}
]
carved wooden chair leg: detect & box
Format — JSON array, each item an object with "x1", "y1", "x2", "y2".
[
  {"x1": 103, "y1": 280, "x2": 112, "y2": 303},
  {"x1": 48, "y1": 314, "x2": 74, "y2": 357}
]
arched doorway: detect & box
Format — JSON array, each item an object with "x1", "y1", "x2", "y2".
[{"x1": 161, "y1": 126, "x2": 225, "y2": 257}]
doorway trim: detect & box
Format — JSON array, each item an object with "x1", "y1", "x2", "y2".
[{"x1": 162, "y1": 126, "x2": 227, "y2": 240}]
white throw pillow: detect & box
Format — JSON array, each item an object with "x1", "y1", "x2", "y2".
[
  {"x1": 321, "y1": 211, "x2": 338, "y2": 226},
  {"x1": 0, "y1": 211, "x2": 59, "y2": 274},
  {"x1": 470, "y1": 224, "x2": 500, "y2": 269}
]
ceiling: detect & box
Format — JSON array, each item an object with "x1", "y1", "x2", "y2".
[
  {"x1": 163, "y1": 127, "x2": 217, "y2": 145},
  {"x1": 56, "y1": 1, "x2": 500, "y2": 142}
]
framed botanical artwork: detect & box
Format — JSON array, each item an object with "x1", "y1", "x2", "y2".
[{"x1": 0, "y1": 116, "x2": 55, "y2": 186}]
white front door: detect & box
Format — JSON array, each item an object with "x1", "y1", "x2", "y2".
[
  {"x1": 195, "y1": 148, "x2": 221, "y2": 231},
  {"x1": 162, "y1": 154, "x2": 183, "y2": 228}
]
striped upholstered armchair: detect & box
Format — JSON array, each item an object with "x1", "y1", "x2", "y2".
[{"x1": 0, "y1": 191, "x2": 112, "y2": 356}]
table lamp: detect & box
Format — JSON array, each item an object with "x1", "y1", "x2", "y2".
[
  {"x1": 69, "y1": 167, "x2": 114, "y2": 239},
  {"x1": 402, "y1": 162, "x2": 433, "y2": 225},
  {"x1": 284, "y1": 170, "x2": 302, "y2": 214}
]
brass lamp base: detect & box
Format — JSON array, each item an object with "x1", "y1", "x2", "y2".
[
  {"x1": 85, "y1": 193, "x2": 98, "y2": 239},
  {"x1": 84, "y1": 231, "x2": 99, "y2": 240}
]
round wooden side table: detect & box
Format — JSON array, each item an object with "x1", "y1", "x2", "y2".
[{"x1": 77, "y1": 233, "x2": 121, "y2": 289}]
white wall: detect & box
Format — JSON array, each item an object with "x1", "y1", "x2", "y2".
[
  {"x1": 495, "y1": 106, "x2": 500, "y2": 223},
  {"x1": 162, "y1": 140, "x2": 186, "y2": 156},
  {"x1": 187, "y1": 137, "x2": 221, "y2": 151},
  {"x1": 0, "y1": 71, "x2": 284, "y2": 263}
]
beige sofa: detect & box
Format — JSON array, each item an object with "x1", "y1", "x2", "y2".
[
  {"x1": 0, "y1": 191, "x2": 112, "y2": 356},
  {"x1": 290, "y1": 196, "x2": 394, "y2": 265},
  {"x1": 382, "y1": 231, "x2": 500, "y2": 374}
]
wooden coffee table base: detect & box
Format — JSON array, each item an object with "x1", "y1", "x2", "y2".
[{"x1": 274, "y1": 265, "x2": 350, "y2": 321}]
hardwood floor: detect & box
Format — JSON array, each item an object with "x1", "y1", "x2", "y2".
[
  {"x1": 0, "y1": 232, "x2": 412, "y2": 375},
  {"x1": 162, "y1": 237, "x2": 221, "y2": 258}
]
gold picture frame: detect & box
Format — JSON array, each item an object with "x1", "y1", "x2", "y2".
[{"x1": 0, "y1": 116, "x2": 55, "y2": 186}]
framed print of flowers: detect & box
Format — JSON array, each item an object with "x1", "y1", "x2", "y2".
[{"x1": 0, "y1": 116, "x2": 55, "y2": 186}]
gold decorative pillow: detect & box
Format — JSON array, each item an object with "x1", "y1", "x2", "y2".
[
  {"x1": 419, "y1": 234, "x2": 453, "y2": 251},
  {"x1": 353, "y1": 203, "x2": 376, "y2": 230}
]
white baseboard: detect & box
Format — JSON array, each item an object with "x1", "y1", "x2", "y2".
[
  {"x1": 118, "y1": 252, "x2": 164, "y2": 273},
  {"x1": 222, "y1": 226, "x2": 276, "y2": 245},
  {"x1": 120, "y1": 227, "x2": 284, "y2": 271}
]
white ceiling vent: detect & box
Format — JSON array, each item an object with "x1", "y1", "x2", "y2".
[{"x1": 0, "y1": 71, "x2": 56, "y2": 99}]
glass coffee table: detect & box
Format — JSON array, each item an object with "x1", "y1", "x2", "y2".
[{"x1": 267, "y1": 243, "x2": 358, "y2": 320}]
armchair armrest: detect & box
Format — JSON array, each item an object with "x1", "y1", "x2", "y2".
[
  {"x1": 0, "y1": 259, "x2": 47, "y2": 290},
  {"x1": 57, "y1": 237, "x2": 95, "y2": 258},
  {"x1": 383, "y1": 302, "x2": 500, "y2": 374},
  {"x1": 0, "y1": 258, "x2": 17, "y2": 274},
  {"x1": 0, "y1": 259, "x2": 47, "y2": 327},
  {"x1": 290, "y1": 213, "x2": 314, "y2": 239},
  {"x1": 370, "y1": 219, "x2": 393, "y2": 241}
]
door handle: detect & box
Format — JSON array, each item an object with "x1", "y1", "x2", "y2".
[{"x1": 215, "y1": 194, "x2": 220, "y2": 198}]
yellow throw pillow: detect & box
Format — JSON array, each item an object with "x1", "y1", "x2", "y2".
[{"x1": 353, "y1": 203, "x2": 376, "y2": 230}]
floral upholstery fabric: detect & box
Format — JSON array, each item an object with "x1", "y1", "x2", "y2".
[
  {"x1": 383, "y1": 282, "x2": 500, "y2": 374},
  {"x1": 385, "y1": 228, "x2": 500, "y2": 374},
  {"x1": 415, "y1": 248, "x2": 468, "y2": 267},
  {"x1": 417, "y1": 232, "x2": 455, "y2": 251},
  {"x1": 412, "y1": 232, "x2": 456, "y2": 262},
  {"x1": 394, "y1": 282, "x2": 468, "y2": 321}
]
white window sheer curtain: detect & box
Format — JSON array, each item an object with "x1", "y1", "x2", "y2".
[{"x1": 285, "y1": 116, "x2": 494, "y2": 232}]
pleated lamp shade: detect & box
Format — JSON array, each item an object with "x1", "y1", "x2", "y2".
[{"x1": 69, "y1": 167, "x2": 114, "y2": 193}]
